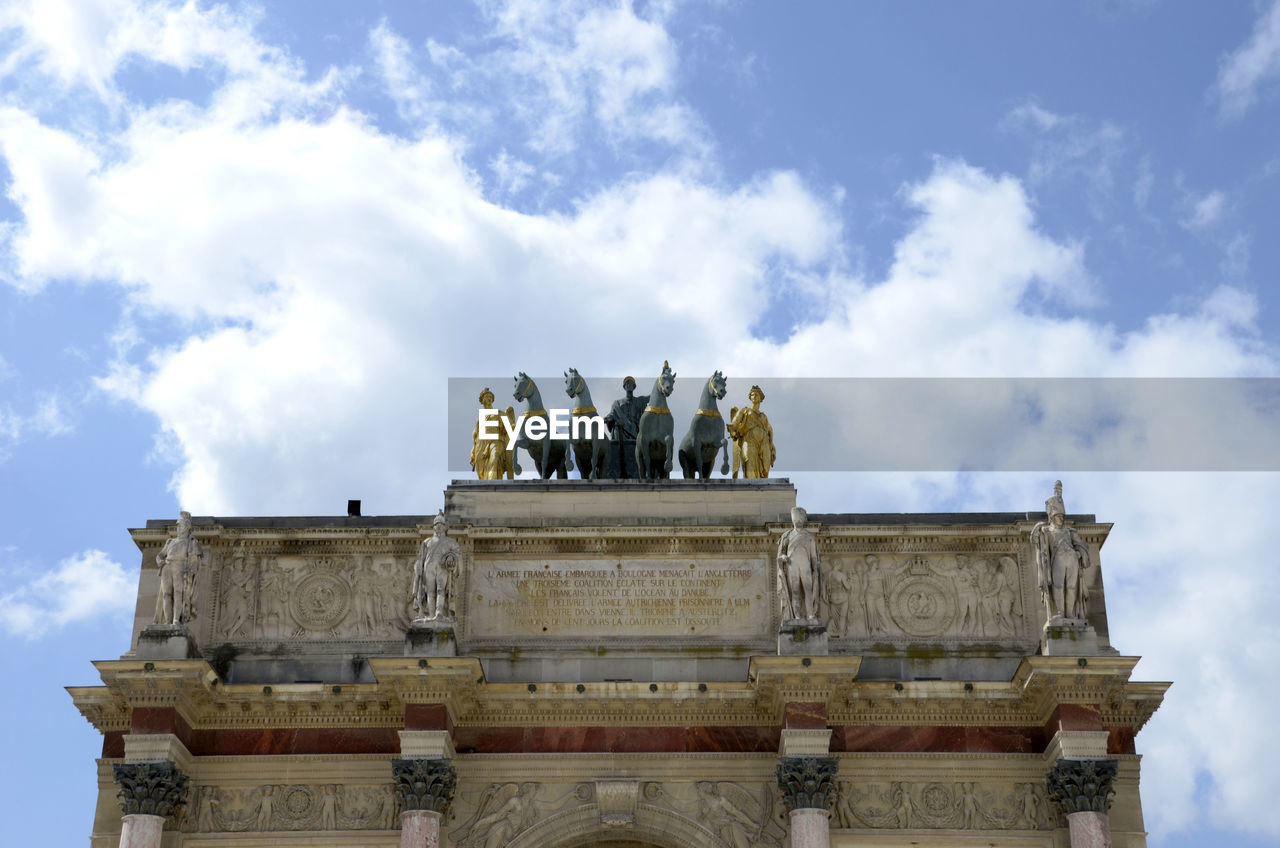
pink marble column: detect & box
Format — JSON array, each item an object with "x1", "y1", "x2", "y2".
[
  {"x1": 118, "y1": 814, "x2": 164, "y2": 848},
  {"x1": 788, "y1": 808, "x2": 830, "y2": 848},
  {"x1": 400, "y1": 809, "x2": 442, "y2": 848},
  {"x1": 1066, "y1": 810, "x2": 1112, "y2": 848}
]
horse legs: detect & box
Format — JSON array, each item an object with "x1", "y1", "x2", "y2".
[
  {"x1": 662, "y1": 433, "x2": 674, "y2": 477},
  {"x1": 636, "y1": 439, "x2": 650, "y2": 479}
]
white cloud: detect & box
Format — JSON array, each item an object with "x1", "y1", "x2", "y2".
[
  {"x1": 1181, "y1": 189, "x2": 1227, "y2": 231},
  {"x1": 1000, "y1": 100, "x2": 1126, "y2": 219},
  {"x1": 1216, "y1": 0, "x2": 1280, "y2": 117},
  {"x1": 0, "y1": 391, "x2": 74, "y2": 461},
  {"x1": 0, "y1": 549, "x2": 137, "y2": 638},
  {"x1": 369, "y1": 19, "x2": 435, "y2": 125}
]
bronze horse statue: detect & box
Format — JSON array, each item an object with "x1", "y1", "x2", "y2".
[
  {"x1": 678, "y1": 370, "x2": 731, "y2": 478},
  {"x1": 635, "y1": 361, "x2": 676, "y2": 479},
  {"x1": 564, "y1": 367, "x2": 608, "y2": 480},
  {"x1": 512, "y1": 372, "x2": 573, "y2": 479}
]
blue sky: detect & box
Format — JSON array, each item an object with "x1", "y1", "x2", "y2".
[{"x1": 1, "y1": 1, "x2": 1279, "y2": 846}]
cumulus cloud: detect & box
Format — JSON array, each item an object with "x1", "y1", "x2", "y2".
[
  {"x1": 0, "y1": 0, "x2": 1277, "y2": 842},
  {"x1": 0, "y1": 549, "x2": 137, "y2": 638},
  {"x1": 1216, "y1": 0, "x2": 1280, "y2": 118},
  {"x1": 1181, "y1": 189, "x2": 1227, "y2": 231},
  {"x1": 0, "y1": 391, "x2": 73, "y2": 461}
]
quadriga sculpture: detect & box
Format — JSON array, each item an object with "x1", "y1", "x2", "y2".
[{"x1": 678, "y1": 370, "x2": 731, "y2": 479}]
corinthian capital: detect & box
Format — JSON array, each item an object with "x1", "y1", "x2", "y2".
[
  {"x1": 391, "y1": 757, "x2": 458, "y2": 814},
  {"x1": 112, "y1": 762, "x2": 190, "y2": 819},
  {"x1": 1047, "y1": 758, "x2": 1118, "y2": 815},
  {"x1": 776, "y1": 756, "x2": 838, "y2": 812}
]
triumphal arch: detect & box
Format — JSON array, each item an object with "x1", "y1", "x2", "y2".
[{"x1": 71, "y1": 478, "x2": 1166, "y2": 848}]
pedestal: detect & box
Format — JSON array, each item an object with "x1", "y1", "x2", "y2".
[
  {"x1": 118, "y1": 814, "x2": 164, "y2": 848},
  {"x1": 779, "y1": 619, "x2": 828, "y2": 656},
  {"x1": 400, "y1": 810, "x2": 442, "y2": 848},
  {"x1": 405, "y1": 619, "x2": 457, "y2": 657},
  {"x1": 1042, "y1": 618, "x2": 1099, "y2": 656},
  {"x1": 136, "y1": 624, "x2": 200, "y2": 660}
]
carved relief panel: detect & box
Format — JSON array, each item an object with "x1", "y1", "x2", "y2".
[
  {"x1": 184, "y1": 782, "x2": 399, "y2": 832},
  {"x1": 209, "y1": 548, "x2": 413, "y2": 642},
  {"x1": 833, "y1": 779, "x2": 1054, "y2": 831}
]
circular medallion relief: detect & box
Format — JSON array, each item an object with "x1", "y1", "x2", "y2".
[
  {"x1": 291, "y1": 573, "x2": 351, "y2": 631},
  {"x1": 888, "y1": 577, "x2": 957, "y2": 637},
  {"x1": 281, "y1": 785, "x2": 316, "y2": 819}
]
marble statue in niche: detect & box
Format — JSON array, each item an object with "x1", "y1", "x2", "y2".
[{"x1": 153, "y1": 511, "x2": 204, "y2": 625}]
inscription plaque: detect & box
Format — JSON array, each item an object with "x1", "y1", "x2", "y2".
[{"x1": 466, "y1": 558, "x2": 770, "y2": 640}]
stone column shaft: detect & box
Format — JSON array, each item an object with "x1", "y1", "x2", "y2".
[
  {"x1": 118, "y1": 814, "x2": 164, "y2": 848},
  {"x1": 400, "y1": 809, "x2": 442, "y2": 848}
]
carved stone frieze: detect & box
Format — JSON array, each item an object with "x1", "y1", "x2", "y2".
[
  {"x1": 833, "y1": 779, "x2": 1054, "y2": 830},
  {"x1": 185, "y1": 782, "x2": 398, "y2": 832},
  {"x1": 777, "y1": 756, "x2": 838, "y2": 812},
  {"x1": 113, "y1": 762, "x2": 190, "y2": 819},
  {"x1": 391, "y1": 758, "x2": 457, "y2": 815},
  {"x1": 1047, "y1": 758, "x2": 1117, "y2": 815}
]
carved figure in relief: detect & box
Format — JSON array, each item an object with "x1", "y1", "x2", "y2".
[
  {"x1": 955, "y1": 555, "x2": 981, "y2": 637},
  {"x1": 777, "y1": 507, "x2": 821, "y2": 621},
  {"x1": 220, "y1": 548, "x2": 255, "y2": 639},
  {"x1": 320, "y1": 784, "x2": 339, "y2": 830},
  {"x1": 471, "y1": 387, "x2": 516, "y2": 480},
  {"x1": 257, "y1": 558, "x2": 294, "y2": 638},
  {"x1": 822, "y1": 559, "x2": 855, "y2": 637},
  {"x1": 678, "y1": 370, "x2": 731, "y2": 479},
  {"x1": 1031, "y1": 480, "x2": 1094, "y2": 621},
  {"x1": 695, "y1": 782, "x2": 760, "y2": 848},
  {"x1": 1019, "y1": 784, "x2": 1044, "y2": 829},
  {"x1": 254, "y1": 785, "x2": 275, "y2": 831},
  {"x1": 412, "y1": 512, "x2": 460, "y2": 621},
  {"x1": 992, "y1": 557, "x2": 1021, "y2": 637},
  {"x1": 153, "y1": 511, "x2": 204, "y2": 625},
  {"x1": 957, "y1": 782, "x2": 981, "y2": 829},
  {"x1": 196, "y1": 786, "x2": 219, "y2": 832},
  {"x1": 458, "y1": 782, "x2": 540, "y2": 848},
  {"x1": 891, "y1": 782, "x2": 913, "y2": 828},
  {"x1": 727, "y1": 384, "x2": 775, "y2": 478},
  {"x1": 352, "y1": 557, "x2": 378, "y2": 636},
  {"x1": 636, "y1": 361, "x2": 677, "y2": 479},
  {"x1": 863, "y1": 555, "x2": 890, "y2": 634}
]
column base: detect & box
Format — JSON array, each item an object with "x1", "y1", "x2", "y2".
[
  {"x1": 779, "y1": 619, "x2": 828, "y2": 656},
  {"x1": 405, "y1": 620, "x2": 457, "y2": 657}
]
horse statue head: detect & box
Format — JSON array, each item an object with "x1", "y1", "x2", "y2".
[
  {"x1": 656, "y1": 360, "x2": 676, "y2": 399},
  {"x1": 513, "y1": 371, "x2": 534, "y2": 403},
  {"x1": 708, "y1": 369, "x2": 727, "y2": 401},
  {"x1": 564, "y1": 367, "x2": 586, "y2": 400}
]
